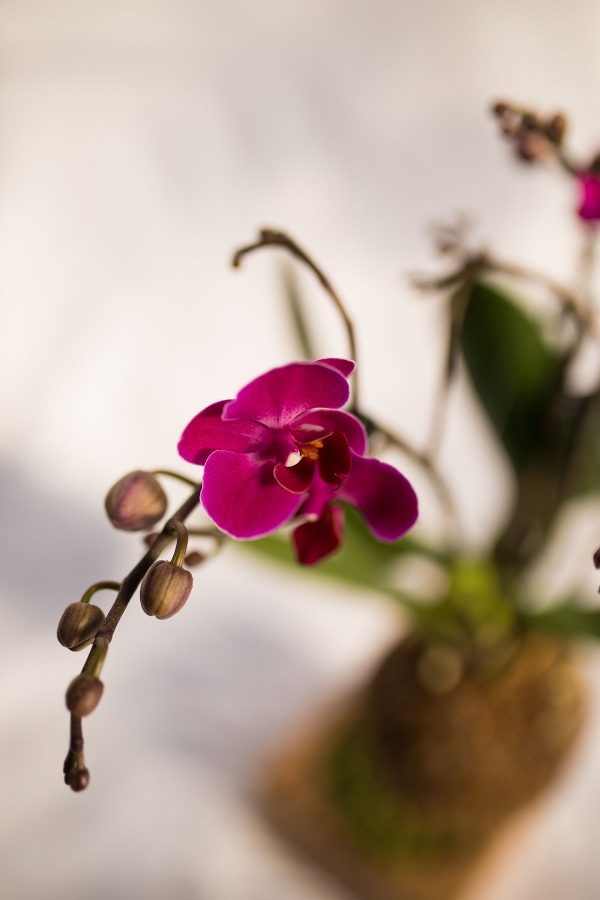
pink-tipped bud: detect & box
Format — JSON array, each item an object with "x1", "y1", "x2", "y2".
[
  {"x1": 57, "y1": 602, "x2": 105, "y2": 651},
  {"x1": 140, "y1": 561, "x2": 193, "y2": 620},
  {"x1": 66, "y1": 674, "x2": 104, "y2": 717},
  {"x1": 105, "y1": 470, "x2": 167, "y2": 532}
]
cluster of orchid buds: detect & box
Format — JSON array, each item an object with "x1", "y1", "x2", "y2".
[
  {"x1": 492, "y1": 99, "x2": 600, "y2": 223},
  {"x1": 58, "y1": 468, "x2": 226, "y2": 791},
  {"x1": 491, "y1": 100, "x2": 567, "y2": 163}
]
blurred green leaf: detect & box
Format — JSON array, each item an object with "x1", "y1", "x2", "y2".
[
  {"x1": 448, "y1": 557, "x2": 516, "y2": 638},
  {"x1": 522, "y1": 600, "x2": 600, "y2": 640},
  {"x1": 460, "y1": 280, "x2": 560, "y2": 472},
  {"x1": 239, "y1": 504, "x2": 446, "y2": 597},
  {"x1": 561, "y1": 391, "x2": 600, "y2": 499},
  {"x1": 445, "y1": 278, "x2": 472, "y2": 382},
  {"x1": 281, "y1": 263, "x2": 316, "y2": 360}
]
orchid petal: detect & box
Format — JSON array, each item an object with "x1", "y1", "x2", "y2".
[
  {"x1": 298, "y1": 480, "x2": 337, "y2": 520},
  {"x1": 340, "y1": 453, "x2": 418, "y2": 541},
  {"x1": 293, "y1": 504, "x2": 345, "y2": 565},
  {"x1": 316, "y1": 358, "x2": 356, "y2": 378},
  {"x1": 318, "y1": 431, "x2": 351, "y2": 487},
  {"x1": 202, "y1": 451, "x2": 302, "y2": 538},
  {"x1": 291, "y1": 409, "x2": 367, "y2": 455},
  {"x1": 273, "y1": 457, "x2": 315, "y2": 494},
  {"x1": 178, "y1": 401, "x2": 271, "y2": 466},
  {"x1": 223, "y1": 362, "x2": 349, "y2": 428}
]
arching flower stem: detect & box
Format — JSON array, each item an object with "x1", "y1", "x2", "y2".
[{"x1": 232, "y1": 228, "x2": 360, "y2": 409}]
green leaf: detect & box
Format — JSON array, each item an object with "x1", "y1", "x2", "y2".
[
  {"x1": 281, "y1": 263, "x2": 317, "y2": 360},
  {"x1": 238, "y1": 504, "x2": 444, "y2": 596},
  {"x1": 562, "y1": 391, "x2": 600, "y2": 499},
  {"x1": 460, "y1": 280, "x2": 560, "y2": 472},
  {"x1": 522, "y1": 601, "x2": 600, "y2": 640}
]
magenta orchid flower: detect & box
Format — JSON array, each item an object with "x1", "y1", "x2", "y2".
[
  {"x1": 178, "y1": 359, "x2": 418, "y2": 564},
  {"x1": 577, "y1": 172, "x2": 600, "y2": 222}
]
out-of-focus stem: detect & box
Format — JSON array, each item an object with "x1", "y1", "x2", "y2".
[
  {"x1": 370, "y1": 418, "x2": 462, "y2": 544},
  {"x1": 232, "y1": 228, "x2": 360, "y2": 408},
  {"x1": 482, "y1": 253, "x2": 593, "y2": 336},
  {"x1": 575, "y1": 228, "x2": 597, "y2": 308}
]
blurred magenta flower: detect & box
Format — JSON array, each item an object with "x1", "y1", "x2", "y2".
[
  {"x1": 178, "y1": 359, "x2": 418, "y2": 563},
  {"x1": 577, "y1": 172, "x2": 600, "y2": 222}
]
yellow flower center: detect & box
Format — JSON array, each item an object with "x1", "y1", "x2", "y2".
[{"x1": 299, "y1": 439, "x2": 324, "y2": 461}]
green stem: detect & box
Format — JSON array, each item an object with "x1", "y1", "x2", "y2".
[
  {"x1": 153, "y1": 469, "x2": 199, "y2": 489},
  {"x1": 281, "y1": 262, "x2": 317, "y2": 359},
  {"x1": 187, "y1": 526, "x2": 223, "y2": 538},
  {"x1": 167, "y1": 520, "x2": 189, "y2": 567},
  {"x1": 80, "y1": 581, "x2": 120, "y2": 605},
  {"x1": 89, "y1": 636, "x2": 109, "y2": 678}
]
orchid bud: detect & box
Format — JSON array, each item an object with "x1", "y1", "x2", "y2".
[
  {"x1": 66, "y1": 674, "x2": 104, "y2": 717},
  {"x1": 545, "y1": 113, "x2": 566, "y2": 143},
  {"x1": 184, "y1": 551, "x2": 205, "y2": 568},
  {"x1": 521, "y1": 111, "x2": 538, "y2": 131},
  {"x1": 517, "y1": 131, "x2": 548, "y2": 163},
  {"x1": 70, "y1": 768, "x2": 90, "y2": 792},
  {"x1": 140, "y1": 560, "x2": 193, "y2": 620},
  {"x1": 105, "y1": 470, "x2": 167, "y2": 532},
  {"x1": 57, "y1": 602, "x2": 105, "y2": 651},
  {"x1": 491, "y1": 100, "x2": 509, "y2": 118},
  {"x1": 501, "y1": 121, "x2": 518, "y2": 138}
]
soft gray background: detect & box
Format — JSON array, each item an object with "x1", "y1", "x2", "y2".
[{"x1": 3, "y1": 2, "x2": 600, "y2": 897}]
